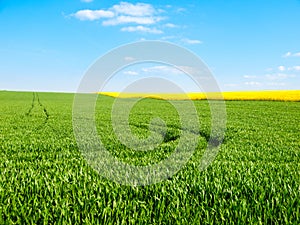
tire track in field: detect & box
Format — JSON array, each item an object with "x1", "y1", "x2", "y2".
[
  {"x1": 25, "y1": 92, "x2": 69, "y2": 134},
  {"x1": 36, "y1": 93, "x2": 50, "y2": 121},
  {"x1": 23, "y1": 93, "x2": 71, "y2": 161},
  {"x1": 25, "y1": 92, "x2": 49, "y2": 121},
  {"x1": 24, "y1": 92, "x2": 69, "y2": 138},
  {"x1": 25, "y1": 92, "x2": 50, "y2": 131},
  {"x1": 25, "y1": 92, "x2": 36, "y2": 116}
]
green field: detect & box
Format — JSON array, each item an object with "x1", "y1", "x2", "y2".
[{"x1": 0, "y1": 91, "x2": 299, "y2": 224}]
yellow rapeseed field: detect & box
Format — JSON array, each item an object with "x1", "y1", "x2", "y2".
[{"x1": 100, "y1": 90, "x2": 300, "y2": 101}]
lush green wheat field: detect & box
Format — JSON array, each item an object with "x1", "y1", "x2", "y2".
[{"x1": 0, "y1": 91, "x2": 299, "y2": 224}]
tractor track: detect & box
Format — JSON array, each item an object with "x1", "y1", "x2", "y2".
[
  {"x1": 25, "y1": 92, "x2": 49, "y2": 122},
  {"x1": 25, "y1": 92, "x2": 67, "y2": 137}
]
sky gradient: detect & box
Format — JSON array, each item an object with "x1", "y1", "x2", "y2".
[{"x1": 1, "y1": 0, "x2": 300, "y2": 92}]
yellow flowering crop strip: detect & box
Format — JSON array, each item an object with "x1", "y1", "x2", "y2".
[{"x1": 100, "y1": 90, "x2": 300, "y2": 101}]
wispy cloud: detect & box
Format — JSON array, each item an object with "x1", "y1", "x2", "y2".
[
  {"x1": 283, "y1": 51, "x2": 300, "y2": 58},
  {"x1": 283, "y1": 52, "x2": 292, "y2": 58},
  {"x1": 181, "y1": 38, "x2": 202, "y2": 45},
  {"x1": 243, "y1": 75, "x2": 257, "y2": 79},
  {"x1": 140, "y1": 65, "x2": 200, "y2": 76},
  {"x1": 81, "y1": 0, "x2": 93, "y2": 3},
  {"x1": 142, "y1": 65, "x2": 183, "y2": 75},
  {"x1": 265, "y1": 65, "x2": 299, "y2": 73},
  {"x1": 265, "y1": 73, "x2": 296, "y2": 80},
  {"x1": 288, "y1": 66, "x2": 300, "y2": 71},
  {"x1": 121, "y1": 26, "x2": 163, "y2": 34},
  {"x1": 72, "y1": 2, "x2": 166, "y2": 34},
  {"x1": 71, "y1": 2, "x2": 203, "y2": 41},
  {"x1": 73, "y1": 10, "x2": 114, "y2": 21},
  {"x1": 161, "y1": 36, "x2": 176, "y2": 40},
  {"x1": 112, "y1": 2, "x2": 155, "y2": 17},
  {"x1": 245, "y1": 81, "x2": 262, "y2": 86},
  {"x1": 124, "y1": 56, "x2": 135, "y2": 62},
  {"x1": 103, "y1": 16, "x2": 163, "y2": 26},
  {"x1": 124, "y1": 70, "x2": 138, "y2": 76},
  {"x1": 164, "y1": 23, "x2": 178, "y2": 28},
  {"x1": 241, "y1": 67, "x2": 297, "y2": 89},
  {"x1": 242, "y1": 52, "x2": 300, "y2": 89},
  {"x1": 176, "y1": 8, "x2": 186, "y2": 13}
]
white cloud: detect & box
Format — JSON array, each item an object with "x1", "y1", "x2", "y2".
[
  {"x1": 121, "y1": 25, "x2": 163, "y2": 34},
  {"x1": 283, "y1": 51, "x2": 300, "y2": 58},
  {"x1": 243, "y1": 75, "x2": 257, "y2": 79},
  {"x1": 141, "y1": 65, "x2": 202, "y2": 77},
  {"x1": 112, "y1": 2, "x2": 155, "y2": 17},
  {"x1": 73, "y1": 9, "x2": 114, "y2": 21},
  {"x1": 292, "y1": 66, "x2": 300, "y2": 71},
  {"x1": 278, "y1": 66, "x2": 285, "y2": 71},
  {"x1": 81, "y1": 0, "x2": 93, "y2": 3},
  {"x1": 124, "y1": 56, "x2": 135, "y2": 62},
  {"x1": 71, "y1": 2, "x2": 182, "y2": 37},
  {"x1": 245, "y1": 81, "x2": 262, "y2": 86},
  {"x1": 103, "y1": 16, "x2": 162, "y2": 26},
  {"x1": 283, "y1": 52, "x2": 292, "y2": 58},
  {"x1": 265, "y1": 73, "x2": 296, "y2": 80},
  {"x1": 73, "y1": 2, "x2": 164, "y2": 27},
  {"x1": 176, "y1": 8, "x2": 186, "y2": 13},
  {"x1": 142, "y1": 65, "x2": 183, "y2": 75},
  {"x1": 181, "y1": 38, "x2": 202, "y2": 45},
  {"x1": 124, "y1": 71, "x2": 138, "y2": 76},
  {"x1": 164, "y1": 23, "x2": 178, "y2": 28},
  {"x1": 287, "y1": 66, "x2": 300, "y2": 71},
  {"x1": 161, "y1": 36, "x2": 176, "y2": 40}
]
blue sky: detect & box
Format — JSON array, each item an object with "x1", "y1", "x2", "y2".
[{"x1": 1, "y1": 0, "x2": 300, "y2": 92}]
